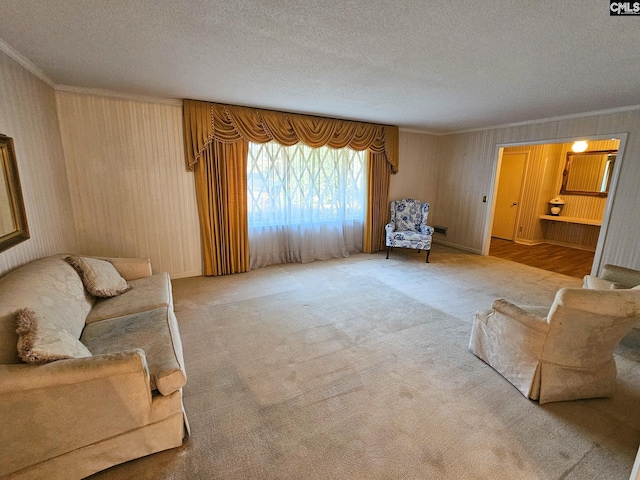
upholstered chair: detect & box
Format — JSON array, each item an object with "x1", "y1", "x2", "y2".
[
  {"x1": 385, "y1": 199, "x2": 434, "y2": 263},
  {"x1": 583, "y1": 264, "x2": 640, "y2": 329},
  {"x1": 469, "y1": 287, "x2": 640, "y2": 404}
]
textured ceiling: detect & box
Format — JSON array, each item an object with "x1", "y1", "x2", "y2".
[{"x1": 1, "y1": 0, "x2": 639, "y2": 133}]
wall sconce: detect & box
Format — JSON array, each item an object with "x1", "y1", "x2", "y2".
[{"x1": 571, "y1": 141, "x2": 588, "y2": 153}]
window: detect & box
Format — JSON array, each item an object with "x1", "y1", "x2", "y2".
[{"x1": 247, "y1": 141, "x2": 366, "y2": 268}]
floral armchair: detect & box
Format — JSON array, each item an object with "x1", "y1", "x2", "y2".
[{"x1": 385, "y1": 198, "x2": 434, "y2": 263}]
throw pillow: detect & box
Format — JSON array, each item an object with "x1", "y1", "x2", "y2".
[
  {"x1": 16, "y1": 308, "x2": 92, "y2": 364},
  {"x1": 65, "y1": 256, "x2": 132, "y2": 297}
]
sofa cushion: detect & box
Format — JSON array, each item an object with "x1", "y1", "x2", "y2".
[
  {"x1": 85, "y1": 273, "x2": 173, "y2": 325},
  {"x1": 65, "y1": 256, "x2": 132, "y2": 298},
  {"x1": 16, "y1": 308, "x2": 92, "y2": 363},
  {"x1": 0, "y1": 255, "x2": 94, "y2": 364},
  {"x1": 81, "y1": 306, "x2": 186, "y2": 395}
]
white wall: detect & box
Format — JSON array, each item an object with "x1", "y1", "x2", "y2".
[
  {"x1": 0, "y1": 52, "x2": 77, "y2": 276},
  {"x1": 56, "y1": 92, "x2": 202, "y2": 278}
]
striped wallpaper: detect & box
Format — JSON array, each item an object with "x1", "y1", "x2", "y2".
[
  {"x1": 56, "y1": 92, "x2": 202, "y2": 278},
  {"x1": 0, "y1": 52, "x2": 77, "y2": 276},
  {"x1": 392, "y1": 132, "x2": 441, "y2": 209}
]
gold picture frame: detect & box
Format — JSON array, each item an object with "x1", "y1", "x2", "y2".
[
  {"x1": 0, "y1": 134, "x2": 29, "y2": 252},
  {"x1": 560, "y1": 149, "x2": 617, "y2": 197}
]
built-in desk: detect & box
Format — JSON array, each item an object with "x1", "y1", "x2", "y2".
[{"x1": 539, "y1": 215, "x2": 602, "y2": 227}]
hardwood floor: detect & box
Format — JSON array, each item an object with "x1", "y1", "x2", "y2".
[{"x1": 489, "y1": 237, "x2": 594, "y2": 278}]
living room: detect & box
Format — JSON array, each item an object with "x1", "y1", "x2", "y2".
[{"x1": 1, "y1": 2, "x2": 639, "y2": 479}]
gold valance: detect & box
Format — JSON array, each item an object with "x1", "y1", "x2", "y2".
[{"x1": 183, "y1": 100, "x2": 399, "y2": 173}]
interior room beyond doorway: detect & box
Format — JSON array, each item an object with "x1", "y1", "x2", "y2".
[{"x1": 488, "y1": 138, "x2": 620, "y2": 278}]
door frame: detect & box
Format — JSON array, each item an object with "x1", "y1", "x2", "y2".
[{"x1": 481, "y1": 132, "x2": 629, "y2": 276}]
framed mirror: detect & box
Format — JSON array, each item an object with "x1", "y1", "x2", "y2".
[
  {"x1": 560, "y1": 149, "x2": 617, "y2": 197},
  {"x1": 0, "y1": 134, "x2": 29, "y2": 252}
]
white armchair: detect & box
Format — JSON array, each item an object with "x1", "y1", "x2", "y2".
[
  {"x1": 385, "y1": 198, "x2": 434, "y2": 263},
  {"x1": 469, "y1": 287, "x2": 640, "y2": 404}
]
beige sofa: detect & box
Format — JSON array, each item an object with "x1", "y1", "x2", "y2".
[{"x1": 0, "y1": 254, "x2": 189, "y2": 479}]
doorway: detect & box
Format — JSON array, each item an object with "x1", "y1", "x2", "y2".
[{"x1": 484, "y1": 135, "x2": 626, "y2": 277}]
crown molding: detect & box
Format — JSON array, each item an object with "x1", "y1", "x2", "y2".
[
  {"x1": 449, "y1": 104, "x2": 640, "y2": 135},
  {"x1": 0, "y1": 38, "x2": 55, "y2": 87},
  {"x1": 399, "y1": 127, "x2": 443, "y2": 136},
  {"x1": 54, "y1": 84, "x2": 183, "y2": 106},
  {"x1": 0, "y1": 38, "x2": 182, "y2": 106}
]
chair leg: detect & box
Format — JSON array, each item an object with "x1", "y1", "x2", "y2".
[
  {"x1": 425, "y1": 250, "x2": 430, "y2": 263},
  {"x1": 386, "y1": 246, "x2": 390, "y2": 259}
]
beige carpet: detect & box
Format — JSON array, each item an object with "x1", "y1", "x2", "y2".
[{"x1": 90, "y1": 245, "x2": 640, "y2": 479}]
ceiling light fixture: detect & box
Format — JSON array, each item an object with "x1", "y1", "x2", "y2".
[{"x1": 572, "y1": 141, "x2": 588, "y2": 153}]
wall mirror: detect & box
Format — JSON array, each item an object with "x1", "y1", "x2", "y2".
[
  {"x1": 0, "y1": 134, "x2": 29, "y2": 252},
  {"x1": 560, "y1": 149, "x2": 617, "y2": 197}
]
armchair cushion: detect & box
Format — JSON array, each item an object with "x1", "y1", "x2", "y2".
[{"x1": 388, "y1": 229, "x2": 433, "y2": 246}]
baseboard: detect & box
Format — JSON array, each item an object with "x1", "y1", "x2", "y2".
[
  {"x1": 513, "y1": 239, "x2": 545, "y2": 246},
  {"x1": 169, "y1": 270, "x2": 202, "y2": 279},
  {"x1": 432, "y1": 239, "x2": 482, "y2": 255},
  {"x1": 542, "y1": 240, "x2": 596, "y2": 252}
]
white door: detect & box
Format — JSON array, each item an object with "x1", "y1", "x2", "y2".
[{"x1": 492, "y1": 152, "x2": 527, "y2": 241}]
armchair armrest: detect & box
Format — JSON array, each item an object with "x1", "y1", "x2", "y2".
[
  {"x1": 420, "y1": 225, "x2": 434, "y2": 235},
  {"x1": 385, "y1": 222, "x2": 396, "y2": 234},
  {"x1": 93, "y1": 256, "x2": 153, "y2": 280},
  {"x1": 491, "y1": 299, "x2": 550, "y2": 332},
  {"x1": 470, "y1": 299, "x2": 549, "y2": 396},
  {"x1": 0, "y1": 350, "x2": 154, "y2": 476}
]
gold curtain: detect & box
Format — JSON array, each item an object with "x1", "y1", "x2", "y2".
[
  {"x1": 193, "y1": 140, "x2": 249, "y2": 276},
  {"x1": 363, "y1": 152, "x2": 392, "y2": 253},
  {"x1": 183, "y1": 99, "x2": 399, "y2": 274}
]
